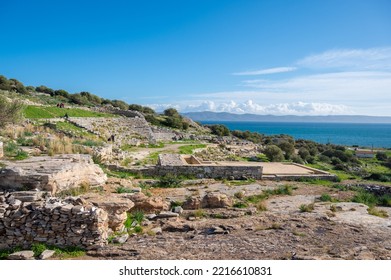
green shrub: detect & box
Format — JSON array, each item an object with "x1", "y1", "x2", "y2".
[
  {"x1": 170, "y1": 200, "x2": 184, "y2": 208},
  {"x1": 115, "y1": 186, "x2": 133, "y2": 194},
  {"x1": 320, "y1": 193, "x2": 332, "y2": 202},
  {"x1": 352, "y1": 191, "x2": 378, "y2": 207},
  {"x1": 156, "y1": 173, "x2": 182, "y2": 188},
  {"x1": 378, "y1": 195, "x2": 391, "y2": 207},
  {"x1": 31, "y1": 243, "x2": 47, "y2": 258},
  {"x1": 299, "y1": 203, "x2": 315, "y2": 212},
  {"x1": 132, "y1": 210, "x2": 145, "y2": 225},
  {"x1": 124, "y1": 213, "x2": 133, "y2": 229},
  {"x1": 233, "y1": 201, "x2": 248, "y2": 208},
  {"x1": 0, "y1": 96, "x2": 24, "y2": 128}
]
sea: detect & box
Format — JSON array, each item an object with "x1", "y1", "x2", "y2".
[{"x1": 200, "y1": 121, "x2": 391, "y2": 149}]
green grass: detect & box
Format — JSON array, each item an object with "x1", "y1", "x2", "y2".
[
  {"x1": 352, "y1": 191, "x2": 378, "y2": 207},
  {"x1": 24, "y1": 105, "x2": 115, "y2": 118},
  {"x1": 115, "y1": 186, "x2": 133, "y2": 194},
  {"x1": 155, "y1": 173, "x2": 182, "y2": 188},
  {"x1": 367, "y1": 207, "x2": 389, "y2": 218},
  {"x1": 378, "y1": 194, "x2": 391, "y2": 207},
  {"x1": 178, "y1": 144, "x2": 207, "y2": 154},
  {"x1": 320, "y1": 193, "x2": 332, "y2": 202},
  {"x1": 264, "y1": 185, "x2": 293, "y2": 196},
  {"x1": 1, "y1": 244, "x2": 85, "y2": 260},
  {"x1": 245, "y1": 193, "x2": 268, "y2": 204},
  {"x1": 244, "y1": 185, "x2": 293, "y2": 205},
  {"x1": 233, "y1": 201, "x2": 248, "y2": 208},
  {"x1": 4, "y1": 142, "x2": 29, "y2": 160}
]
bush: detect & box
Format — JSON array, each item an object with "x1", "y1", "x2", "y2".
[
  {"x1": 291, "y1": 154, "x2": 304, "y2": 164},
  {"x1": 299, "y1": 203, "x2": 315, "y2": 212},
  {"x1": 352, "y1": 191, "x2": 378, "y2": 207},
  {"x1": 378, "y1": 195, "x2": 391, "y2": 207},
  {"x1": 233, "y1": 201, "x2": 248, "y2": 208},
  {"x1": 278, "y1": 141, "x2": 295, "y2": 160},
  {"x1": 264, "y1": 145, "x2": 284, "y2": 162},
  {"x1": 376, "y1": 152, "x2": 387, "y2": 161},
  {"x1": 0, "y1": 96, "x2": 24, "y2": 128},
  {"x1": 207, "y1": 124, "x2": 230, "y2": 136},
  {"x1": 156, "y1": 174, "x2": 182, "y2": 188},
  {"x1": 115, "y1": 186, "x2": 133, "y2": 194},
  {"x1": 320, "y1": 193, "x2": 332, "y2": 202}
]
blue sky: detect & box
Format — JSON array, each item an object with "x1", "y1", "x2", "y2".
[{"x1": 1, "y1": 0, "x2": 391, "y2": 116}]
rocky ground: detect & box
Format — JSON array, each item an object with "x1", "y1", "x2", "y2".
[{"x1": 83, "y1": 181, "x2": 391, "y2": 260}]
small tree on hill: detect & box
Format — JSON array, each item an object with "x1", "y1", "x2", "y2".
[
  {"x1": 0, "y1": 96, "x2": 24, "y2": 128},
  {"x1": 264, "y1": 145, "x2": 285, "y2": 162}
]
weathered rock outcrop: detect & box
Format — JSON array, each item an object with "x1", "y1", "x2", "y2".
[
  {"x1": 126, "y1": 193, "x2": 169, "y2": 213},
  {"x1": 0, "y1": 154, "x2": 107, "y2": 194},
  {"x1": 201, "y1": 192, "x2": 233, "y2": 208},
  {"x1": 182, "y1": 193, "x2": 233, "y2": 209}
]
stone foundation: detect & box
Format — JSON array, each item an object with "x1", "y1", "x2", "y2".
[{"x1": 0, "y1": 193, "x2": 109, "y2": 250}]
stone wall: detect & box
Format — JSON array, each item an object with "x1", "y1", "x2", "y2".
[
  {"x1": 0, "y1": 193, "x2": 109, "y2": 250},
  {"x1": 107, "y1": 164, "x2": 262, "y2": 180},
  {"x1": 156, "y1": 165, "x2": 262, "y2": 179}
]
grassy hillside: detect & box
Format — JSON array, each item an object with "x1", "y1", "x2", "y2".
[{"x1": 24, "y1": 105, "x2": 115, "y2": 118}]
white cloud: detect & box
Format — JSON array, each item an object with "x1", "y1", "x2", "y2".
[
  {"x1": 147, "y1": 103, "x2": 180, "y2": 112},
  {"x1": 297, "y1": 47, "x2": 391, "y2": 70},
  {"x1": 148, "y1": 100, "x2": 352, "y2": 116},
  {"x1": 241, "y1": 71, "x2": 391, "y2": 103},
  {"x1": 233, "y1": 67, "x2": 297, "y2": 76}
]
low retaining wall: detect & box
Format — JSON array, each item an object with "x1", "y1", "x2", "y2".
[
  {"x1": 156, "y1": 165, "x2": 262, "y2": 179},
  {"x1": 107, "y1": 165, "x2": 262, "y2": 180},
  {"x1": 0, "y1": 193, "x2": 109, "y2": 250}
]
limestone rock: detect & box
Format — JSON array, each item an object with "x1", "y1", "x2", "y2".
[
  {"x1": 182, "y1": 196, "x2": 202, "y2": 210},
  {"x1": 173, "y1": 206, "x2": 183, "y2": 214},
  {"x1": 0, "y1": 155, "x2": 107, "y2": 194},
  {"x1": 150, "y1": 227, "x2": 163, "y2": 235},
  {"x1": 8, "y1": 251, "x2": 35, "y2": 260},
  {"x1": 112, "y1": 233, "x2": 129, "y2": 244},
  {"x1": 156, "y1": 211, "x2": 179, "y2": 219},
  {"x1": 202, "y1": 192, "x2": 233, "y2": 208},
  {"x1": 127, "y1": 193, "x2": 169, "y2": 213},
  {"x1": 39, "y1": 250, "x2": 56, "y2": 260},
  {"x1": 162, "y1": 221, "x2": 195, "y2": 232}
]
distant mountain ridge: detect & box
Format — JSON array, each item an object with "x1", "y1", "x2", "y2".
[{"x1": 183, "y1": 111, "x2": 391, "y2": 123}]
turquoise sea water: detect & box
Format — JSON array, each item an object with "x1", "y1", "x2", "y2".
[{"x1": 200, "y1": 121, "x2": 391, "y2": 148}]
